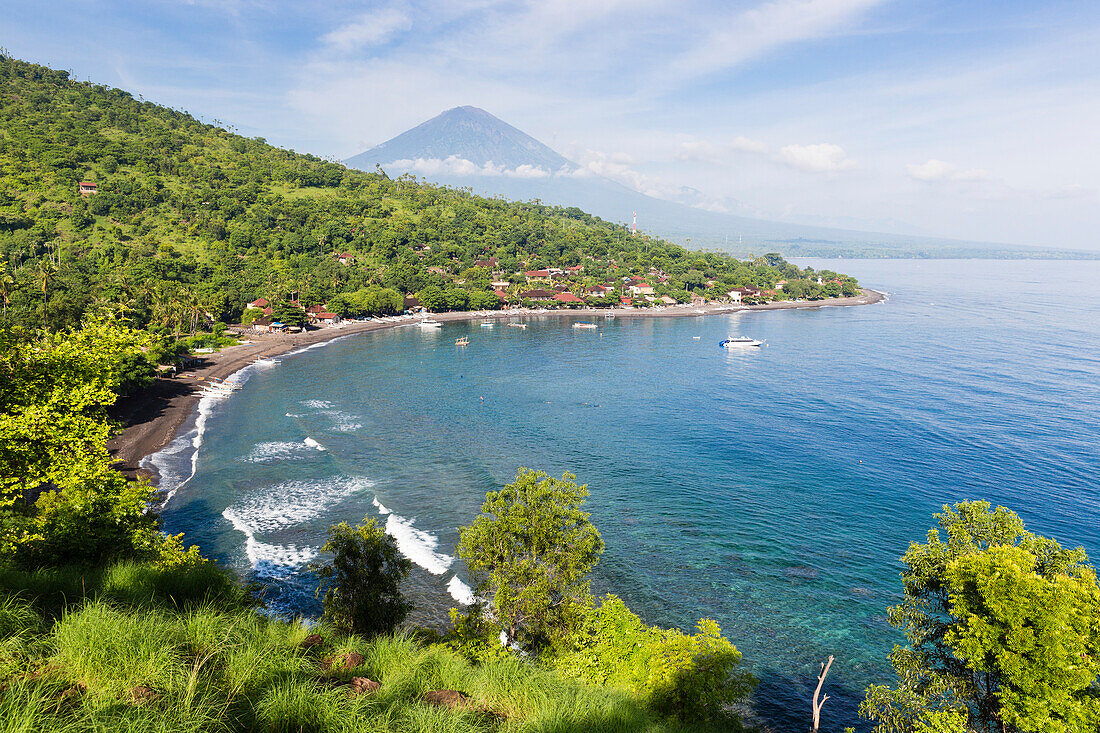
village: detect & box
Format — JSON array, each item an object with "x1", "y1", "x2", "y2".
[{"x1": 235, "y1": 253, "x2": 820, "y2": 333}]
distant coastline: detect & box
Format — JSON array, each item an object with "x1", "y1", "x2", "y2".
[{"x1": 108, "y1": 288, "x2": 884, "y2": 487}]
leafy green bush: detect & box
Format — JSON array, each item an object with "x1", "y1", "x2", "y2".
[
  {"x1": 552, "y1": 595, "x2": 754, "y2": 724},
  {"x1": 311, "y1": 517, "x2": 412, "y2": 637}
]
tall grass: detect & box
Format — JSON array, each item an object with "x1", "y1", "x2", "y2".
[{"x1": 0, "y1": 562, "x2": 723, "y2": 733}]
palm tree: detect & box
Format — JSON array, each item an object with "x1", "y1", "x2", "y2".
[
  {"x1": 35, "y1": 260, "x2": 57, "y2": 331},
  {"x1": 0, "y1": 266, "x2": 14, "y2": 318}
]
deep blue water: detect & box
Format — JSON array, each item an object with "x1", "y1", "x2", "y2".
[{"x1": 155, "y1": 259, "x2": 1100, "y2": 730}]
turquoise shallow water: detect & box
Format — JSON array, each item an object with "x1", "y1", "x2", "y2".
[{"x1": 156, "y1": 259, "x2": 1100, "y2": 729}]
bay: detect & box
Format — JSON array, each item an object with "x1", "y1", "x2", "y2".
[{"x1": 158, "y1": 258, "x2": 1100, "y2": 729}]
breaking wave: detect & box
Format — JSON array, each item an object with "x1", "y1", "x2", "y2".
[
  {"x1": 384, "y1": 514, "x2": 454, "y2": 575},
  {"x1": 447, "y1": 575, "x2": 475, "y2": 606}
]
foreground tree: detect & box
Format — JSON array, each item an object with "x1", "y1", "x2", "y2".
[
  {"x1": 861, "y1": 501, "x2": 1100, "y2": 733},
  {"x1": 311, "y1": 516, "x2": 411, "y2": 637},
  {"x1": 457, "y1": 468, "x2": 604, "y2": 649},
  {"x1": 0, "y1": 319, "x2": 163, "y2": 565}
]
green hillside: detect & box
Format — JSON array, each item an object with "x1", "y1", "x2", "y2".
[{"x1": 0, "y1": 55, "x2": 856, "y2": 333}]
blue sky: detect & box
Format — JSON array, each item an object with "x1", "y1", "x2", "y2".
[{"x1": 5, "y1": 0, "x2": 1099, "y2": 248}]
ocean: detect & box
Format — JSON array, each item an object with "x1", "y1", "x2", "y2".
[{"x1": 153, "y1": 259, "x2": 1100, "y2": 730}]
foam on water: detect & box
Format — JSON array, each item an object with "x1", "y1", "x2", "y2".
[
  {"x1": 141, "y1": 360, "x2": 277, "y2": 505},
  {"x1": 224, "y1": 476, "x2": 370, "y2": 535},
  {"x1": 221, "y1": 507, "x2": 317, "y2": 579},
  {"x1": 220, "y1": 476, "x2": 372, "y2": 579},
  {"x1": 372, "y1": 497, "x2": 391, "y2": 515},
  {"x1": 329, "y1": 412, "x2": 363, "y2": 432},
  {"x1": 302, "y1": 400, "x2": 333, "y2": 409},
  {"x1": 240, "y1": 441, "x2": 320, "y2": 463},
  {"x1": 303, "y1": 437, "x2": 326, "y2": 451},
  {"x1": 384, "y1": 514, "x2": 454, "y2": 575},
  {"x1": 447, "y1": 575, "x2": 475, "y2": 605}
]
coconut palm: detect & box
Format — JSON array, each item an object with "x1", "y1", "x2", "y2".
[
  {"x1": 0, "y1": 266, "x2": 14, "y2": 318},
  {"x1": 34, "y1": 260, "x2": 57, "y2": 331}
]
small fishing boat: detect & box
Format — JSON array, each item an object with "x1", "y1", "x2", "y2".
[
  {"x1": 719, "y1": 336, "x2": 763, "y2": 348},
  {"x1": 507, "y1": 323, "x2": 527, "y2": 329},
  {"x1": 455, "y1": 336, "x2": 470, "y2": 346},
  {"x1": 480, "y1": 321, "x2": 495, "y2": 328},
  {"x1": 418, "y1": 319, "x2": 442, "y2": 329},
  {"x1": 572, "y1": 322, "x2": 598, "y2": 329}
]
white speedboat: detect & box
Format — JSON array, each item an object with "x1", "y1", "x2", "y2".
[
  {"x1": 480, "y1": 321, "x2": 495, "y2": 328},
  {"x1": 418, "y1": 319, "x2": 442, "y2": 329},
  {"x1": 572, "y1": 322, "x2": 598, "y2": 329},
  {"x1": 719, "y1": 336, "x2": 763, "y2": 348}
]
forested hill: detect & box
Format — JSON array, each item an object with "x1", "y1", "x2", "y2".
[{"x1": 0, "y1": 55, "x2": 856, "y2": 332}]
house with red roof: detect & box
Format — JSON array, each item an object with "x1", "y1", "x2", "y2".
[
  {"x1": 525, "y1": 269, "x2": 551, "y2": 283},
  {"x1": 493, "y1": 289, "x2": 509, "y2": 301},
  {"x1": 553, "y1": 292, "x2": 584, "y2": 305},
  {"x1": 78, "y1": 182, "x2": 97, "y2": 197},
  {"x1": 247, "y1": 297, "x2": 269, "y2": 310},
  {"x1": 584, "y1": 285, "x2": 612, "y2": 298}
]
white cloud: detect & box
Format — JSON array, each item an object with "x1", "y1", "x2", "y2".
[
  {"x1": 385, "y1": 156, "x2": 550, "y2": 179},
  {"x1": 779, "y1": 143, "x2": 856, "y2": 172},
  {"x1": 906, "y1": 159, "x2": 989, "y2": 182},
  {"x1": 675, "y1": 141, "x2": 719, "y2": 161},
  {"x1": 322, "y1": 8, "x2": 411, "y2": 52},
  {"x1": 662, "y1": 0, "x2": 886, "y2": 88}
]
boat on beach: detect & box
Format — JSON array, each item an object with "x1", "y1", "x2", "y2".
[{"x1": 719, "y1": 336, "x2": 764, "y2": 348}]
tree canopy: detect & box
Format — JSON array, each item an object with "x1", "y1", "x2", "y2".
[
  {"x1": 457, "y1": 468, "x2": 604, "y2": 649},
  {"x1": 861, "y1": 501, "x2": 1100, "y2": 733}
]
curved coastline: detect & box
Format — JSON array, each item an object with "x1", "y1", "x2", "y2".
[{"x1": 108, "y1": 288, "x2": 884, "y2": 486}]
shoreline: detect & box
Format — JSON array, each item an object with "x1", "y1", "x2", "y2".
[{"x1": 108, "y1": 288, "x2": 883, "y2": 485}]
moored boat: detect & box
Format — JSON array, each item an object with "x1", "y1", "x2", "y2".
[{"x1": 719, "y1": 336, "x2": 763, "y2": 348}]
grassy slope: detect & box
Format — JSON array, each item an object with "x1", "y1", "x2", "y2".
[{"x1": 0, "y1": 563, "x2": 710, "y2": 733}]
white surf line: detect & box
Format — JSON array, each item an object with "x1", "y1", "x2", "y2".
[
  {"x1": 447, "y1": 575, "x2": 475, "y2": 606},
  {"x1": 144, "y1": 355, "x2": 277, "y2": 506},
  {"x1": 384, "y1": 513, "x2": 454, "y2": 576}
]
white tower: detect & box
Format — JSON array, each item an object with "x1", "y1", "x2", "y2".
[{"x1": 631, "y1": 211, "x2": 637, "y2": 237}]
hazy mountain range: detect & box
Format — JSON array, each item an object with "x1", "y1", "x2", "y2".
[{"x1": 346, "y1": 107, "x2": 1094, "y2": 259}]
